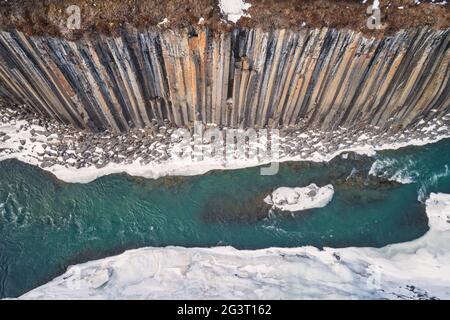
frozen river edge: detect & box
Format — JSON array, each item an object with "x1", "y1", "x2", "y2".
[{"x1": 17, "y1": 193, "x2": 450, "y2": 300}]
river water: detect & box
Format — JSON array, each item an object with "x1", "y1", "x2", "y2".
[{"x1": 1, "y1": 138, "x2": 449, "y2": 298}]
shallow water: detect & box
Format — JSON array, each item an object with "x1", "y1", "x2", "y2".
[{"x1": 1, "y1": 138, "x2": 450, "y2": 298}]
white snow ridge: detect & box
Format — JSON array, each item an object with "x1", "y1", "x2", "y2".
[
  {"x1": 18, "y1": 193, "x2": 450, "y2": 300},
  {"x1": 264, "y1": 184, "x2": 334, "y2": 212},
  {"x1": 219, "y1": 0, "x2": 251, "y2": 23}
]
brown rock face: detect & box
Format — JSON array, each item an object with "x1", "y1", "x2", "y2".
[
  {"x1": 0, "y1": 26, "x2": 449, "y2": 132},
  {"x1": 0, "y1": 1, "x2": 449, "y2": 132}
]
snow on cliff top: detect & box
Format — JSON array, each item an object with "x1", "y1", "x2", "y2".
[
  {"x1": 219, "y1": 0, "x2": 251, "y2": 23},
  {"x1": 265, "y1": 184, "x2": 334, "y2": 212}
]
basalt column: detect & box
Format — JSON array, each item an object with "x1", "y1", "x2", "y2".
[{"x1": 0, "y1": 27, "x2": 449, "y2": 132}]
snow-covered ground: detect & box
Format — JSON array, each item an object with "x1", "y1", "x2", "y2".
[
  {"x1": 219, "y1": 0, "x2": 251, "y2": 23},
  {"x1": 18, "y1": 193, "x2": 450, "y2": 300},
  {"x1": 1, "y1": 112, "x2": 449, "y2": 184},
  {"x1": 265, "y1": 184, "x2": 334, "y2": 212}
]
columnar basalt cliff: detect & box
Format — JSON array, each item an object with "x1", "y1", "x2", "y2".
[{"x1": 0, "y1": 1, "x2": 449, "y2": 132}]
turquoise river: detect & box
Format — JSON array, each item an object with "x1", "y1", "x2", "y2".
[{"x1": 1, "y1": 138, "x2": 450, "y2": 298}]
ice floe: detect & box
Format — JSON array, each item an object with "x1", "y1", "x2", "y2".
[{"x1": 265, "y1": 184, "x2": 334, "y2": 212}]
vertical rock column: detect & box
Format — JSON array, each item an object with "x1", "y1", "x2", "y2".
[{"x1": 0, "y1": 28, "x2": 448, "y2": 132}]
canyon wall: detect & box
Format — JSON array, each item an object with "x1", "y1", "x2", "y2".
[{"x1": 0, "y1": 27, "x2": 449, "y2": 132}]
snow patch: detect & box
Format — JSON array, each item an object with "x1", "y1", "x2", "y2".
[
  {"x1": 219, "y1": 0, "x2": 251, "y2": 23},
  {"x1": 373, "y1": 0, "x2": 380, "y2": 10},
  {"x1": 426, "y1": 193, "x2": 450, "y2": 232},
  {"x1": 265, "y1": 184, "x2": 334, "y2": 212},
  {"x1": 158, "y1": 18, "x2": 169, "y2": 26}
]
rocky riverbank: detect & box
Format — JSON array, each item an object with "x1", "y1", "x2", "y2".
[{"x1": 1, "y1": 102, "x2": 449, "y2": 183}]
